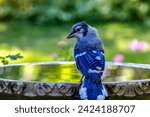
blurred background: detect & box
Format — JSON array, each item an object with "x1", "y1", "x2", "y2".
[{"x1": 0, "y1": 0, "x2": 150, "y2": 65}]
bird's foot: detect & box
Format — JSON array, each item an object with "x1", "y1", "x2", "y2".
[{"x1": 79, "y1": 76, "x2": 84, "y2": 87}]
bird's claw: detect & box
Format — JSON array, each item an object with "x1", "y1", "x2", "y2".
[{"x1": 79, "y1": 76, "x2": 84, "y2": 87}]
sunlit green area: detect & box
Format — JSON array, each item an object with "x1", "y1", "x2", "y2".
[
  {"x1": 0, "y1": 21, "x2": 150, "y2": 65},
  {"x1": 0, "y1": 0, "x2": 150, "y2": 82}
]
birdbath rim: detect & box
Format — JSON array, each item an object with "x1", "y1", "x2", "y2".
[
  {"x1": 0, "y1": 61, "x2": 150, "y2": 99},
  {"x1": 1, "y1": 61, "x2": 150, "y2": 70}
]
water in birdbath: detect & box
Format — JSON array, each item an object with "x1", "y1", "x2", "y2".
[{"x1": 0, "y1": 62, "x2": 150, "y2": 82}]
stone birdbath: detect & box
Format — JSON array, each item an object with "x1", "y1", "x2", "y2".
[{"x1": 0, "y1": 62, "x2": 150, "y2": 100}]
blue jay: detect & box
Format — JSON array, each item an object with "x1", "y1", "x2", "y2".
[{"x1": 67, "y1": 21, "x2": 108, "y2": 100}]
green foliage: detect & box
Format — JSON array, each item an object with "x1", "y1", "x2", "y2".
[
  {"x1": 0, "y1": 0, "x2": 150, "y2": 23},
  {"x1": 0, "y1": 53, "x2": 23, "y2": 65},
  {"x1": 0, "y1": 22, "x2": 149, "y2": 64}
]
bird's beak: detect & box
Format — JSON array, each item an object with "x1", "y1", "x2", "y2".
[{"x1": 67, "y1": 31, "x2": 75, "y2": 39}]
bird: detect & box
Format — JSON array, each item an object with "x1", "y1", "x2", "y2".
[{"x1": 67, "y1": 21, "x2": 108, "y2": 100}]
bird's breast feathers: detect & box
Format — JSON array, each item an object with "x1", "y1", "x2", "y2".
[{"x1": 74, "y1": 39, "x2": 104, "y2": 52}]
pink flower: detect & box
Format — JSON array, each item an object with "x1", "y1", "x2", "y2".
[
  {"x1": 129, "y1": 39, "x2": 148, "y2": 51},
  {"x1": 57, "y1": 40, "x2": 68, "y2": 47},
  {"x1": 113, "y1": 54, "x2": 124, "y2": 62},
  {"x1": 50, "y1": 52, "x2": 58, "y2": 58}
]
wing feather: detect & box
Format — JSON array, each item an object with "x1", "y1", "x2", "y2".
[{"x1": 75, "y1": 49, "x2": 105, "y2": 81}]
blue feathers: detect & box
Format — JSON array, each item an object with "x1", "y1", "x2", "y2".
[
  {"x1": 75, "y1": 49, "x2": 105, "y2": 81},
  {"x1": 67, "y1": 21, "x2": 108, "y2": 100},
  {"x1": 74, "y1": 49, "x2": 108, "y2": 100}
]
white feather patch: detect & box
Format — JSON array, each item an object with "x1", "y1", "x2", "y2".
[
  {"x1": 97, "y1": 85, "x2": 108, "y2": 100},
  {"x1": 88, "y1": 68, "x2": 103, "y2": 74},
  {"x1": 101, "y1": 52, "x2": 104, "y2": 56},
  {"x1": 96, "y1": 66, "x2": 102, "y2": 70},
  {"x1": 97, "y1": 95, "x2": 105, "y2": 100},
  {"x1": 75, "y1": 52, "x2": 86, "y2": 58},
  {"x1": 92, "y1": 50, "x2": 97, "y2": 53},
  {"x1": 102, "y1": 85, "x2": 108, "y2": 97},
  {"x1": 79, "y1": 85, "x2": 87, "y2": 100},
  {"x1": 88, "y1": 69, "x2": 101, "y2": 73},
  {"x1": 95, "y1": 56, "x2": 101, "y2": 60}
]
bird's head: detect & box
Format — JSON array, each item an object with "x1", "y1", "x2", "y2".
[{"x1": 67, "y1": 21, "x2": 97, "y2": 39}]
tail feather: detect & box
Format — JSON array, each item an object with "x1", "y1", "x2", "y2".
[{"x1": 79, "y1": 77, "x2": 108, "y2": 100}]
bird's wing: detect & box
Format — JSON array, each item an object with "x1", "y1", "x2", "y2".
[{"x1": 75, "y1": 49, "x2": 105, "y2": 81}]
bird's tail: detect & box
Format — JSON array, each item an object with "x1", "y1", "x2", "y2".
[{"x1": 79, "y1": 77, "x2": 108, "y2": 100}]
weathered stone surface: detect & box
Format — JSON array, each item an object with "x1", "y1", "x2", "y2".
[
  {"x1": 0, "y1": 61, "x2": 150, "y2": 99},
  {"x1": 0, "y1": 79, "x2": 150, "y2": 99}
]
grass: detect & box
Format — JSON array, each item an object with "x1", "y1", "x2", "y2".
[{"x1": 0, "y1": 21, "x2": 150, "y2": 65}]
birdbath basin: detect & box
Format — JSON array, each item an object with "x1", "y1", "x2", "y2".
[{"x1": 0, "y1": 61, "x2": 150, "y2": 100}]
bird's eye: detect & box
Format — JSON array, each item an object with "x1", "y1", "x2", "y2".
[{"x1": 76, "y1": 28, "x2": 80, "y2": 32}]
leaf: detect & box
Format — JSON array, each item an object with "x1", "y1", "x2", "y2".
[
  {"x1": 0, "y1": 56, "x2": 4, "y2": 59},
  {"x1": 6, "y1": 53, "x2": 23, "y2": 60},
  {"x1": 6, "y1": 55, "x2": 10, "y2": 58},
  {"x1": 0, "y1": 53, "x2": 23, "y2": 65},
  {"x1": 1, "y1": 59, "x2": 9, "y2": 65},
  {"x1": 9, "y1": 55, "x2": 17, "y2": 60},
  {"x1": 16, "y1": 53, "x2": 24, "y2": 58}
]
